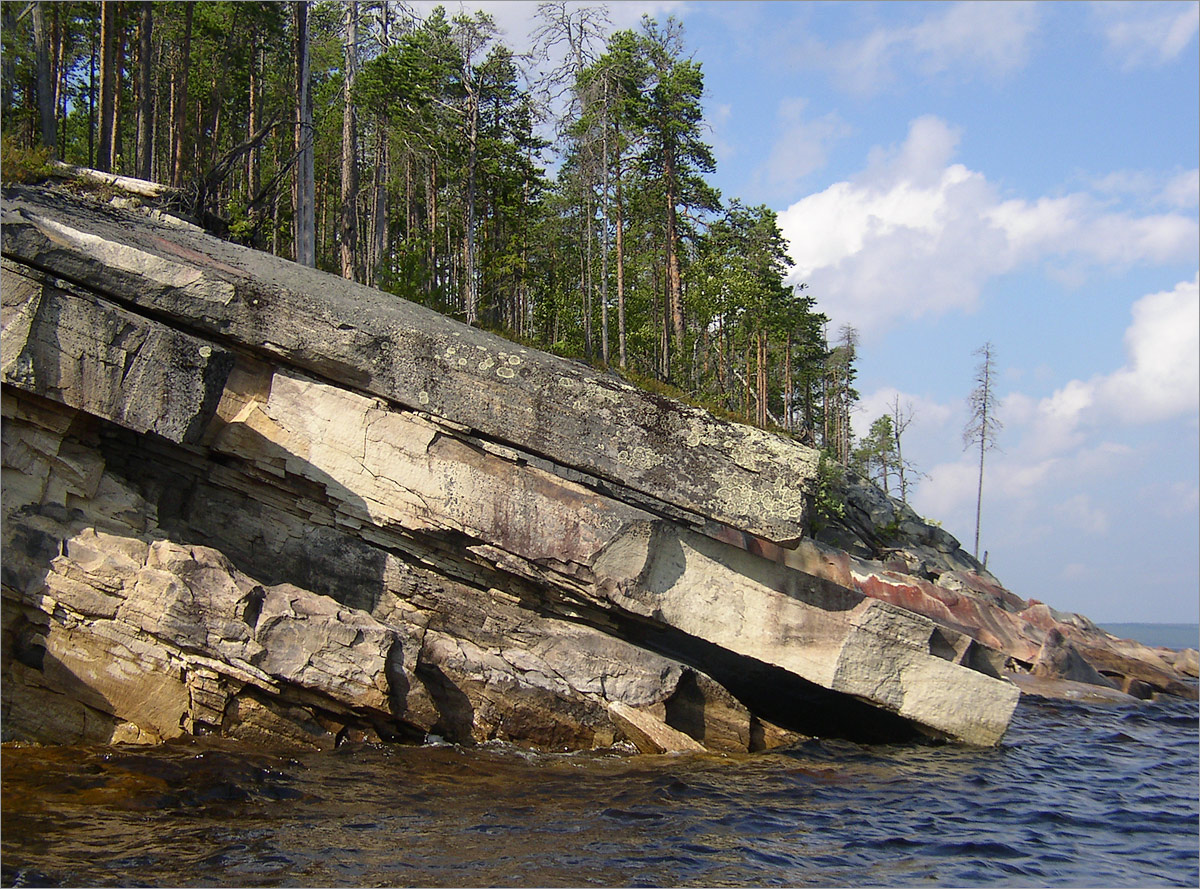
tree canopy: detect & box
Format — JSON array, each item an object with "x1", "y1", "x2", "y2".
[{"x1": 2, "y1": 0, "x2": 864, "y2": 459}]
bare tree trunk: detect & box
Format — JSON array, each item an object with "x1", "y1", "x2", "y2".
[
  {"x1": 111, "y1": 11, "x2": 126, "y2": 171},
  {"x1": 655, "y1": 264, "x2": 667, "y2": 380},
  {"x1": 428, "y1": 157, "x2": 438, "y2": 294},
  {"x1": 52, "y1": 4, "x2": 67, "y2": 157},
  {"x1": 582, "y1": 187, "x2": 593, "y2": 356},
  {"x1": 664, "y1": 147, "x2": 684, "y2": 374},
  {"x1": 293, "y1": 1, "x2": 315, "y2": 267},
  {"x1": 404, "y1": 153, "x2": 413, "y2": 237},
  {"x1": 784, "y1": 334, "x2": 793, "y2": 432},
  {"x1": 744, "y1": 340, "x2": 753, "y2": 421},
  {"x1": 464, "y1": 91, "x2": 479, "y2": 323},
  {"x1": 97, "y1": 1, "x2": 117, "y2": 172},
  {"x1": 32, "y1": 2, "x2": 56, "y2": 155},
  {"x1": 170, "y1": 3, "x2": 192, "y2": 188},
  {"x1": 428, "y1": 156, "x2": 437, "y2": 294},
  {"x1": 247, "y1": 38, "x2": 260, "y2": 201},
  {"x1": 600, "y1": 92, "x2": 610, "y2": 366},
  {"x1": 615, "y1": 173, "x2": 627, "y2": 370},
  {"x1": 369, "y1": 130, "x2": 388, "y2": 288},
  {"x1": 339, "y1": 0, "x2": 359, "y2": 281},
  {"x1": 1, "y1": 5, "x2": 16, "y2": 119},
  {"x1": 135, "y1": 2, "x2": 152, "y2": 180},
  {"x1": 87, "y1": 20, "x2": 96, "y2": 167},
  {"x1": 757, "y1": 330, "x2": 768, "y2": 427},
  {"x1": 271, "y1": 188, "x2": 279, "y2": 253}
]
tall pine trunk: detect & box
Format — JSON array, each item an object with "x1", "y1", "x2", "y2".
[
  {"x1": 52, "y1": 4, "x2": 67, "y2": 158},
  {"x1": 599, "y1": 96, "x2": 610, "y2": 366},
  {"x1": 31, "y1": 2, "x2": 55, "y2": 152},
  {"x1": 135, "y1": 2, "x2": 152, "y2": 180},
  {"x1": 664, "y1": 146, "x2": 684, "y2": 376},
  {"x1": 368, "y1": 131, "x2": 388, "y2": 288},
  {"x1": 464, "y1": 88, "x2": 480, "y2": 324},
  {"x1": 615, "y1": 172, "x2": 627, "y2": 370},
  {"x1": 97, "y1": 1, "x2": 117, "y2": 172},
  {"x1": 247, "y1": 37, "x2": 260, "y2": 201},
  {"x1": 339, "y1": 0, "x2": 359, "y2": 281},
  {"x1": 32, "y1": 3, "x2": 55, "y2": 155},
  {"x1": 293, "y1": 1, "x2": 315, "y2": 267},
  {"x1": 170, "y1": 3, "x2": 192, "y2": 188},
  {"x1": 111, "y1": 13, "x2": 126, "y2": 171}
]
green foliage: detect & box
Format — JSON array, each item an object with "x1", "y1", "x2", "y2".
[
  {"x1": 0, "y1": 4, "x2": 864, "y2": 519},
  {"x1": 1, "y1": 136, "x2": 53, "y2": 184},
  {"x1": 877, "y1": 517, "x2": 903, "y2": 542},
  {"x1": 852, "y1": 413, "x2": 899, "y2": 496},
  {"x1": 810, "y1": 451, "x2": 847, "y2": 533}
]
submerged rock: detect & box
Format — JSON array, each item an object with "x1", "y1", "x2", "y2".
[{"x1": 2, "y1": 184, "x2": 1025, "y2": 750}]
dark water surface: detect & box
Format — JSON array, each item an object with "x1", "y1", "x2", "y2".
[
  {"x1": 1100, "y1": 623, "x2": 1200, "y2": 651},
  {"x1": 3, "y1": 694, "x2": 1197, "y2": 888}
]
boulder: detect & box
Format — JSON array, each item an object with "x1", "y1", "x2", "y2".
[
  {"x1": 1031, "y1": 629, "x2": 1118, "y2": 688},
  {"x1": 1168, "y1": 648, "x2": 1200, "y2": 678}
]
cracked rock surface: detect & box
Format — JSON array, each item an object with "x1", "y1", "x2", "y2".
[{"x1": 1, "y1": 184, "x2": 1041, "y2": 750}]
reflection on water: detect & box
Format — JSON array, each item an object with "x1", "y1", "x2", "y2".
[{"x1": 3, "y1": 694, "x2": 1197, "y2": 887}]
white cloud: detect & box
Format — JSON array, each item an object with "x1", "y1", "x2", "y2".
[
  {"x1": 1098, "y1": 273, "x2": 1200, "y2": 422},
  {"x1": 852, "y1": 386, "x2": 954, "y2": 440},
  {"x1": 795, "y1": 1, "x2": 1039, "y2": 94},
  {"x1": 1061, "y1": 562, "x2": 1089, "y2": 581},
  {"x1": 1093, "y1": 167, "x2": 1200, "y2": 209},
  {"x1": 1159, "y1": 481, "x2": 1200, "y2": 517},
  {"x1": 985, "y1": 194, "x2": 1197, "y2": 266},
  {"x1": 777, "y1": 117, "x2": 1199, "y2": 337},
  {"x1": 915, "y1": 459, "x2": 979, "y2": 520},
  {"x1": 1094, "y1": 0, "x2": 1199, "y2": 69},
  {"x1": 907, "y1": 0, "x2": 1039, "y2": 77},
  {"x1": 992, "y1": 456, "x2": 1060, "y2": 502},
  {"x1": 1162, "y1": 168, "x2": 1200, "y2": 209},
  {"x1": 761, "y1": 98, "x2": 852, "y2": 194},
  {"x1": 707, "y1": 101, "x2": 736, "y2": 164},
  {"x1": 1017, "y1": 274, "x2": 1199, "y2": 458},
  {"x1": 408, "y1": 1, "x2": 686, "y2": 54},
  {"x1": 1054, "y1": 494, "x2": 1111, "y2": 535}
]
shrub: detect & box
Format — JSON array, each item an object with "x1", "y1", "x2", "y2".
[{"x1": 1, "y1": 136, "x2": 54, "y2": 184}]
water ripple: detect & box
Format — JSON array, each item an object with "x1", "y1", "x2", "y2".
[{"x1": 2, "y1": 695, "x2": 1197, "y2": 887}]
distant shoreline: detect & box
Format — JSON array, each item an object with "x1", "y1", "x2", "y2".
[{"x1": 1100, "y1": 623, "x2": 1200, "y2": 650}]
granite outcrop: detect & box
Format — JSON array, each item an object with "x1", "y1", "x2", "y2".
[
  {"x1": 808, "y1": 469, "x2": 1198, "y2": 701},
  {"x1": 1, "y1": 181, "x2": 1180, "y2": 757}
]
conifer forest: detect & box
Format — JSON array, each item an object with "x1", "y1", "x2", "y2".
[{"x1": 2, "y1": 1, "x2": 898, "y2": 482}]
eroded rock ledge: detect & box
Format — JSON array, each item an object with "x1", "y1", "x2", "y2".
[
  {"x1": 805, "y1": 471, "x2": 1198, "y2": 701},
  {"x1": 0, "y1": 183, "x2": 1051, "y2": 751}
]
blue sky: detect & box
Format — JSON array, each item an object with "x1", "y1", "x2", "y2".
[{"x1": 431, "y1": 1, "x2": 1199, "y2": 624}]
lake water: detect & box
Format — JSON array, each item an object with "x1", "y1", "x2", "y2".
[
  {"x1": 2, "y1": 689, "x2": 1197, "y2": 887},
  {"x1": 1100, "y1": 623, "x2": 1200, "y2": 651}
]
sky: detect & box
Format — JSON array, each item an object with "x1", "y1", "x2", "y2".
[{"x1": 423, "y1": 0, "x2": 1200, "y2": 625}]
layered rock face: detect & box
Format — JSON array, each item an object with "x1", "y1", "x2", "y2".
[
  {"x1": 804, "y1": 469, "x2": 1199, "y2": 701},
  {"x1": 2, "y1": 185, "x2": 1026, "y2": 751}
]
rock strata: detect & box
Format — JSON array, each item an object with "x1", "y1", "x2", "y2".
[
  {"x1": 1, "y1": 184, "x2": 1027, "y2": 751},
  {"x1": 810, "y1": 470, "x2": 1198, "y2": 701}
]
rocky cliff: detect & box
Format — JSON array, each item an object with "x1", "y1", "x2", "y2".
[
  {"x1": 807, "y1": 470, "x2": 1198, "y2": 702},
  {"x1": 0, "y1": 183, "x2": 1189, "y2": 755}
]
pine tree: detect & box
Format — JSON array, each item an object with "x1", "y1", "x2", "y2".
[
  {"x1": 853, "y1": 415, "x2": 898, "y2": 495},
  {"x1": 340, "y1": 0, "x2": 360, "y2": 281},
  {"x1": 293, "y1": 0, "x2": 315, "y2": 267},
  {"x1": 637, "y1": 16, "x2": 718, "y2": 380},
  {"x1": 31, "y1": 2, "x2": 55, "y2": 155},
  {"x1": 963, "y1": 342, "x2": 1002, "y2": 562}
]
